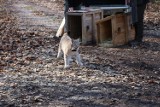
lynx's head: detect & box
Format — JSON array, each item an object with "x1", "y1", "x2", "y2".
[{"x1": 71, "y1": 38, "x2": 80, "y2": 51}]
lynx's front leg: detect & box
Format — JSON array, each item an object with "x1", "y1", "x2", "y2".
[{"x1": 76, "y1": 53, "x2": 83, "y2": 66}]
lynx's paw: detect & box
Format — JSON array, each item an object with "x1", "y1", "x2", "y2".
[
  {"x1": 78, "y1": 62, "x2": 83, "y2": 67},
  {"x1": 57, "y1": 54, "x2": 60, "y2": 59},
  {"x1": 57, "y1": 53, "x2": 63, "y2": 59},
  {"x1": 64, "y1": 65, "x2": 70, "y2": 69}
]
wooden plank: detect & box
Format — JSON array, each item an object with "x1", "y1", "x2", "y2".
[
  {"x1": 93, "y1": 12, "x2": 96, "y2": 43},
  {"x1": 85, "y1": 14, "x2": 93, "y2": 44},
  {"x1": 81, "y1": 13, "x2": 86, "y2": 44},
  {"x1": 124, "y1": 13, "x2": 130, "y2": 43},
  {"x1": 129, "y1": 25, "x2": 135, "y2": 41},
  {"x1": 111, "y1": 15, "x2": 116, "y2": 46},
  {"x1": 96, "y1": 15, "x2": 113, "y2": 24},
  {"x1": 93, "y1": 10, "x2": 103, "y2": 44},
  {"x1": 113, "y1": 14, "x2": 127, "y2": 46},
  {"x1": 127, "y1": 14, "x2": 135, "y2": 41}
]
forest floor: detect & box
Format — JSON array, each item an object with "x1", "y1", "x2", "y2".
[{"x1": 0, "y1": 0, "x2": 160, "y2": 107}]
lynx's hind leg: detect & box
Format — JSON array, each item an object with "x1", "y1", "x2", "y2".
[
  {"x1": 57, "y1": 45, "x2": 63, "y2": 58},
  {"x1": 64, "y1": 55, "x2": 70, "y2": 69}
]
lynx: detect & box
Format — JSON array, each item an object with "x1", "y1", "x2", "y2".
[{"x1": 57, "y1": 33, "x2": 83, "y2": 68}]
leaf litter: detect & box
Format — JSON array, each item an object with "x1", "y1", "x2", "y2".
[{"x1": 0, "y1": 0, "x2": 160, "y2": 107}]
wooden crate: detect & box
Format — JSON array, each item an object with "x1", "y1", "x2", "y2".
[
  {"x1": 96, "y1": 13, "x2": 135, "y2": 47},
  {"x1": 67, "y1": 9, "x2": 103, "y2": 45}
]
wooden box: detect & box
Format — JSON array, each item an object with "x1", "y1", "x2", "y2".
[
  {"x1": 96, "y1": 13, "x2": 135, "y2": 47},
  {"x1": 67, "y1": 9, "x2": 103, "y2": 45}
]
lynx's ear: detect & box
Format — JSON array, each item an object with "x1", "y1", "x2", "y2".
[
  {"x1": 75, "y1": 38, "x2": 80, "y2": 42},
  {"x1": 74, "y1": 38, "x2": 82, "y2": 44}
]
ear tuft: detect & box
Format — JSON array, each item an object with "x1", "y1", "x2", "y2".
[{"x1": 75, "y1": 38, "x2": 80, "y2": 42}]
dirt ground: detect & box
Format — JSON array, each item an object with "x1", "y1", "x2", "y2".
[{"x1": 0, "y1": 0, "x2": 160, "y2": 107}]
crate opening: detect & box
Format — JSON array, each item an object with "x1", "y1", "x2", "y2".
[
  {"x1": 97, "y1": 19, "x2": 112, "y2": 45},
  {"x1": 68, "y1": 15, "x2": 82, "y2": 40}
]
